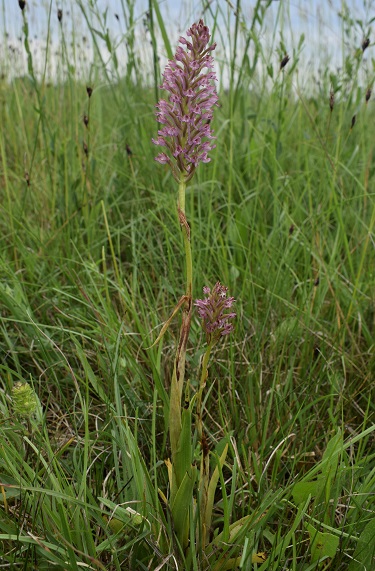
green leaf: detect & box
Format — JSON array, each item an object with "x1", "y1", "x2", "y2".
[
  {"x1": 298, "y1": 33, "x2": 305, "y2": 49},
  {"x1": 321, "y1": 429, "x2": 343, "y2": 479},
  {"x1": 169, "y1": 367, "x2": 182, "y2": 473},
  {"x1": 348, "y1": 518, "x2": 375, "y2": 570},
  {"x1": 292, "y1": 430, "x2": 344, "y2": 504},
  {"x1": 204, "y1": 444, "x2": 228, "y2": 540},
  {"x1": 174, "y1": 404, "x2": 193, "y2": 492},
  {"x1": 212, "y1": 556, "x2": 242, "y2": 571},
  {"x1": 92, "y1": 28, "x2": 107, "y2": 42},
  {"x1": 99, "y1": 498, "x2": 147, "y2": 535},
  {"x1": 307, "y1": 523, "x2": 339, "y2": 563},
  {"x1": 171, "y1": 466, "x2": 197, "y2": 550},
  {"x1": 210, "y1": 514, "x2": 253, "y2": 550},
  {"x1": 151, "y1": 0, "x2": 173, "y2": 59},
  {"x1": 292, "y1": 480, "x2": 321, "y2": 505},
  {"x1": 0, "y1": 475, "x2": 21, "y2": 502},
  {"x1": 270, "y1": 317, "x2": 302, "y2": 351},
  {"x1": 73, "y1": 340, "x2": 110, "y2": 404}
]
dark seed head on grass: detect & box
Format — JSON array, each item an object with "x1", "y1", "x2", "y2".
[
  {"x1": 365, "y1": 87, "x2": 372, "y2": 104},
  {"x1": 280, "y1": 54, "x2": 290, "y2": 70},
  {"x1": 329, "y1": 90, "x2": 335, "y2": 112},
  {"x1": 57, "y1": 9, "x2": 63, "y2": 23},
  {"x1": 18, "y1": 0, "x2": 26, "y2": 11},
  {"x1": 362, "y1": 37, "x2": 370, "y2": 52},
  {"x1": 86, "y1": 86, "x2": 93, "y2": 98}
]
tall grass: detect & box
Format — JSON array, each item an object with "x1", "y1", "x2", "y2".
[{"x1": 0, "y1": 1, "x2": 374, "y2": 569}]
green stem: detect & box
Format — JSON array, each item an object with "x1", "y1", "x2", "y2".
[
  {"x1": 196, "y1": 342, "x2": 213, "y2": 441},
  {"x1": 178, "y1": 177, "x2": 192, "y2": 299},
  {"x1": 169, "y1": 176, "x2": 193, "y2": 480},
  {"x1": 196, "y1": 341, "x2": 214, "y2": 550},
  {"x1": 174, "y1": 177, "x2": 193, "y2": 397}
]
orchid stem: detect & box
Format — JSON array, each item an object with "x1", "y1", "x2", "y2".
[
  {"x1": 174, "y1": 176, "x2": 193, "y2": 395},
  {"x1": 178, "y1": 177, "x2": 192, "y2": 300},
  {"x1": 196, "y1": 341, "x2": 213, "y2": 441},
  {"x1": 169, "y1": 177, "x2": 193, "y2": 473}
]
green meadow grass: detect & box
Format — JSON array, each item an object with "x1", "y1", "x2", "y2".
[{"x1": 0, "y1": 1, "x2": 374, "y2": 569}]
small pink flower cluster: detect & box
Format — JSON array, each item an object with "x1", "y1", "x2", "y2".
[
  {"x1": 152, "y1": 20, "x2": 218, "y2": 181},
  {"x1": 195, "y1": 282, "x2": 236, "y2": 343}
]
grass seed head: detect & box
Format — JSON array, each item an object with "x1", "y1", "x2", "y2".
[
  {"x1": 12, "y1": 382, "x2": 38, "y2": 418},
  {"x1": 362, "y1": 37, "x2": 370, "y2": 52},
  {"x1": 280, "y1": 54, "x2": 290, "y2": 70},
  {"x1": 329, "y1": 90, "x2": 335, "y2": 111}
]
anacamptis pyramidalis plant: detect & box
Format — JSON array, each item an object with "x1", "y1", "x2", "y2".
[{"x1": 152, "y1": 20, "x2": 257, "y2": 569}]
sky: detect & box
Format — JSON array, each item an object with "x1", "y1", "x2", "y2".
[{"x1": 0, "y1": 0, "x2": 373, "y2": 84}]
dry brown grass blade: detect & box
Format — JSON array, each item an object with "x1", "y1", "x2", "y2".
[{"x1": 147, "y1": 295, "x2": 189, "y2": 349}]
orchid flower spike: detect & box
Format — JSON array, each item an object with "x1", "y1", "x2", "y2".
[
  {"x1": 152, "y1": 20, "x2": 218, "y2": 182},
  {"x1": 195, "y1": 282, "x2": 236, "y2": 344}
]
